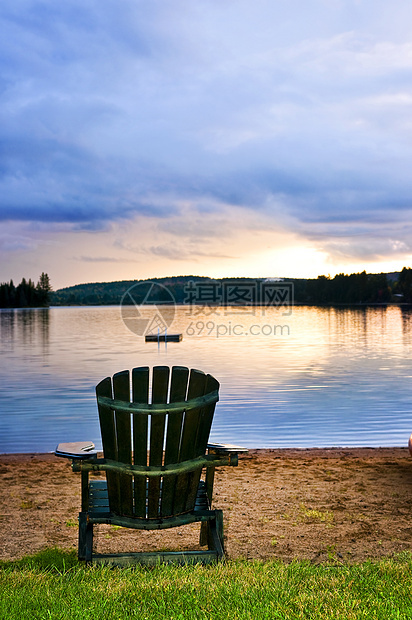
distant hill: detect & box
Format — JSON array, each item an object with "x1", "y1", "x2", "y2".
[
  {"x1": 50, "y1": 270, "x2": 410, "y2": 306},
  {"x1": 51, "y1": 276, "x2": 219, "y2": 306}
]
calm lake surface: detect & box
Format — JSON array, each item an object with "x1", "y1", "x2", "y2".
[{"x1": 1, "y1": 304, "x2": 412, "y2": 453}]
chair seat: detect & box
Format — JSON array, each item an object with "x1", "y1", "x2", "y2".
[{"x1": 86, "y1": 479, "x2": 216, "y2": 529}]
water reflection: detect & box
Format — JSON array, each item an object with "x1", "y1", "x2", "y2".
[
  {"x1": 0, "y1": 305, "x2": 411, "y2": 452},
  {"x1": 0, "y1": 308, "x2": 50, "y2": 351},
  {"x1": 400, "y1": 306, "x2": 412, "y2": 341}
]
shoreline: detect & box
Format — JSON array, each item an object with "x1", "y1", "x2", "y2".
[
  {"x1": 1, "y1": 447, "x2": 412, "y2": 563},
  {"x1": 2, "y1": 301, "x2": 412, "y2": 309},
  {"x1": 0, "y1": 446, "x2": 409, "y2": 458}
]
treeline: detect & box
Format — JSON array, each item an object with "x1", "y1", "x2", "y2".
[
  {"x1": 294, "y1": 267, "x2": 412, "y2": 304},
  {"x1": 0, "y1": 273, "x2": 52, "y2": 308},
  {"x1": 51, "y1": 276, "x2": 213, "y2": 306},
  {"x1": 294, "y1": 271, "x2": 392, "y2": 304},
  {"x1": 396, "y1": 267, "x2": 412, "y2": 302},
  {"x1": 50, "y1": 268, "x2": 412, "y2": 306}
]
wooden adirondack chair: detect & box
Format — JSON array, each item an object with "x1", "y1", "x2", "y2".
[{"x1": 56, "y1": 365, "x2": 247, "y2": 565}]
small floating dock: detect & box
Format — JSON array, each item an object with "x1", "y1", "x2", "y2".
[{"x1": 145, "y1": 333, "x2": 183, "y2": 343}]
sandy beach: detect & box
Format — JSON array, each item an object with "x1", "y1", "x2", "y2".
[{"x1": 1, "y1": 448, "x2": 412, "y2": 563}]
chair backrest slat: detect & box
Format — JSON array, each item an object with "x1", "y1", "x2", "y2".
[
  {"x1": 113, "y1": 371, "x2": 132, "y2": 463},
  {"x1": 161, "y1": 366, "x2": 190, "y2": 517},
  {"x1": 96, "y1": 376, "x2": 119, "y2": 512},
  {"x1": 131, "y1": 366, "x2": 149, "y2": 466},
  {"x1": 195, "y1": 373, "x2": 220, "y2": 456},
  {"x1": 113, "y1": 371, "x2": 133, "y2": 516},
  {"x1": 173, "y1": 369, "x2": 208, "y2": 515},
  {"x1": 96, "y1": 366, "x2": 219, "y2": 520},
  {"x1": 184, "y1": 373, "x2": 220, "y2": 513},
  {"x1": 147, "y1": 366, "x2": 169, "y2": 518},
  {"x1": 149, "y1": 366, "x2": 169, "y2": 465},
  {"x1": 131, "y1": 367, "x2": 149, "y2": 516},
  {"x1": 164, "y1": 366, "x2": 189, "y2": 464},
  {"x1": 181, "y1": 369, "x2": 208, "y2": 460}
]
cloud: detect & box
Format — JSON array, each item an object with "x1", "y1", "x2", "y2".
[
  {"x1": 76, "y1": 256, "x2": 140, "y2": 263},
  {"x1": 320, "y1": 237, "x2": 412, "y2": 263},
  {"x1": 0, "y1": 232, "x2": 38, "y2": 252},
  {"x1": 145, "y1": 245, "x2": 236, "y2": 261},
  {"x1": 1, "y1": 0, "x2": 412, "y2": 275}
]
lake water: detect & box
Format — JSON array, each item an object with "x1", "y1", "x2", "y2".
[{"x1": 1, "y1": 304, "x2": 412, "y2": 453}]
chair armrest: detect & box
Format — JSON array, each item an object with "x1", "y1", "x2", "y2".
[
  {"x1": 207, "y1": 443, "x2": 248, "y2": 466},
  {"x1": 55, "y1": 442, "x2": 98, "y2": 459},
  {"x1": 207, "y1": 443, "x2": 248, "y2": 454}
]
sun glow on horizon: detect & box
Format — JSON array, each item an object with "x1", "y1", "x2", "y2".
[{"x1": 2, "y1": 216, "x2": 412, "y2": 291}]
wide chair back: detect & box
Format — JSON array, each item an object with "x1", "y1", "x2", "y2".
[{"x1": 96, "y1": 365, "x2": 219, "y2": 520}]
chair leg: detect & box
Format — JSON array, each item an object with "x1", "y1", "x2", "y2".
[
  {"x1": 78, "y1": 512, "x2": 93, "y2": 562},
  {"x1": 199, "y1": 521, "x2": 208, "y2": 547},
  {"x1": 206, "y1": 510, "x2": 225, "y2": 559}
]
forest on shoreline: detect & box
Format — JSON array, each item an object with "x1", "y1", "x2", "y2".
[
  {"x1": 0, "y1": 273, "x2": 52, "y2": 308},
  {"x1": 51, "y1": 267, "x2": 412, "y2": 306},
  {"x1": 2, "y1": 268, "x2": 412, "y2": 309}
]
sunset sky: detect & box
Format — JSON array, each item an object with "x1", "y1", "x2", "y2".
[{"x1": 1, "y1": 0, "x2": 412, "y2": 290}]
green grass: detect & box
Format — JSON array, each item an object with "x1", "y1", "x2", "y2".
[{"x1": 1, "y1": 549, "x2": 412, "y2": 619}]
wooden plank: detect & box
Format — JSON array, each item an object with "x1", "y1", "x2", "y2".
[
  {"x1": 173, "y1": 369, "x2": 207, "y2": 514},
  {"x1": 113, "y1": 370, "x2": 133, "y2": 516},
  {"x1": 55, "y1": 442, "x2": 96, "y2": 459},
  {"x1": 81, "y1": 470, "x2": 89, "y2": 512},
  {"x1": 196, "y1": 374, "x2": 220, "y2": 456},
  {"x1": 207, "y1": 510, "x2": 224, "y2": 558},
  {"x1": 148, "y1": 366, "x2": 169, "y2": 518},
  {"x1": 96, "y1": 377, "x2": 116, "y2": 458},
  {"x1": 161, "y1": 366, "x2": 189, "y2": 517},
  {"x1": 89, "y1": 498, "x2": 110, "y2": 507},
  {"x1": 89, "y1": 481, "x2": 109, "y2": 513},
  {"x1": 187, "y1": 372, "x2": 220, "y2": 512},
  {"x1": 185, "y1": 371, "x2": 218, "y2": 512},
  {"x1": 196, "y1": 375, "x2": 219, "y2": 544},
  {"x1": 96, "y1": 393, "x2": 218, "y2": 415},
  {"x1": 164, "y1": 366, "x2": 189, "y2": 463},
  {"x1": 78, "y1": 512, "x2": 93, "y2": 562},
  {"x1": 132, "y1": 367, "x2": 149, "y2": 517},
  {"x1": 89, "y1": 503, "x2": 108, "y2": 513},
  {"x1": 90, "y1": 480, "x2": 108, "y2": 490},
  {"x1": 206, "y1": 442, "x2": 248, "y2": 453},
  {"x1": 96, "y1": 376, "x2": 120, "y2": 513},
  {"x1": 87, "y1": 510, "x2": 216, "y2": 529},
  {"x1": 77, "y1": 454, "x2": 231, "y2": 477},
  {"x1": 181, "y1": 369, "x2": 208, "y2": 459}
]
